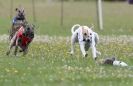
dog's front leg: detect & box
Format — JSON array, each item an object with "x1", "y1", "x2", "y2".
[
  {"x1": 6, "y1": 34, "x2": 16, "y2": 55},
  {"x1": 79, "y1": 42, "x2": 87, "y2": 57}
]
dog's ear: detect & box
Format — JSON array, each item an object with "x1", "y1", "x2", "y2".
[
  {"x1": 15, "y1": 8, "x2": 18, "y2": 11},
  {"x1": 32, "y1": 24, "x2": 35, "y2": 28},
  {"x1": 89, "y1": 24, "x2": 94, "y2": 29},
  {"x1": 22, "y1": 8, "x2": 24, "y2": 12}
]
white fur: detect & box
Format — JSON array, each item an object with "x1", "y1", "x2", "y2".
[{"x1": 70, "y1": 24, "x2": 101, "y2": 60}]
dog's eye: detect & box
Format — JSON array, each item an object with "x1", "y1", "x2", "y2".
[
  {"x1": 90, "y1": 33, "x2": 92, "y2": 35},
  {"x1": 27, "y1": 28, "x2": 30, "y2": 30}
]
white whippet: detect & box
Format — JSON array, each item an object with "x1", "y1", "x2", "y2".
[{"x1": 70, "y1": 24, "x2": 101, "y2": 60}]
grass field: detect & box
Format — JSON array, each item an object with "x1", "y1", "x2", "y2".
[
  {"x1": 0, "y1": 35, "x2": 132, "y2": 86},
  {"x1": 0, "y1": 0, "x2": 133, "y2": 86}
]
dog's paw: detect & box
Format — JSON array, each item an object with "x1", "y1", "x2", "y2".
[
  {"x1": 85, "y1": 54, "x2": 88, "y2": 57},
  {"x1": 94, "y1": 57, "x2": 98, "y2": 60},
  {"x1": 6, "y1": 51, "x2": 10, "y2": 56},
  {"x1": 14, "y1": 52, "x2": 17, "y2": 56},
  {"x1": 67, "y1": 51, "x2": 74, "y2": 56},
  {"x1": 70, "y1": 51, "x2": 74, "y2": 55},
  {"x1": 83, "y1": 53, "x2": 88, "y2": 57},
  {"x1": 19, "y1": 50, "x2": 23, "y2": 52},
  {"x1": 97, "y1": 51, "x2": 101, "y2": 56}
]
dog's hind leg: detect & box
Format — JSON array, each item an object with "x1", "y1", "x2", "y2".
[
  {"x1": 70, "y1": 39, "x2": 75, "y2": 55},
  {"x1": 96, "y1": 50, "x2": 101, "y2": 56},
  {"x1": 70, "y1": 33, "x2": 77, "y2": 55},
  {"x1": 14, "y1": 46, "x2": 18, "y2": 56},
  {"x1": 23, "y1": 47, "x2": 28, "y2": 56},
  {"x1": 6, "y1": 44, "x2": 14, "y2": 55}
]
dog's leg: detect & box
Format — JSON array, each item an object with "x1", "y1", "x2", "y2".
[
  {"x1": 14, "y1": 37, "x2": 19, "y2": 56},
  {"x1": 14, "y1": 46, "x2": 18, "y2": 56},
  {"x1": 91, "y1": 37, "x2": 97, "y2": 60},
  {"x1": 23, "y1": 46, "x2": 28, "y2": 56},
  {"x1": 23, "y1": 49, "x2": 28, "y2": 56},
  {"x1": 79, "y1": 42, "x2": 87, "y2": 57},
  {"x1": 6, "y1": 34, "x2": 16, "y2": 55},
  {"x1": 91, "y1": 45, "x2": 97, "y2": 60},
  {"x1": 70, "y1": 39, "x2": 75, "y2": 55},
  {"x1": 96, "y1": 50, "x2": 101, "y2": 56},
  {"x1": 94, "y1": 33, "x2": 101, "y2": 57},
  {"x1": 70, "y1": 33, "x2": 77, "y2": 55},
  {"x1": 6, "y1": 42, "x2": 14, "y2": 55},
  {"x1": 91, "y1": 33, "x2": 101, "y2": 60}
]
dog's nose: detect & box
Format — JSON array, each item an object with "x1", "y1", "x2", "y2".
[
  {"x1": 87, "y1": 39, "x2": 90, "y2": 42},
  {"x1": 83, "y1": 39, "x2": 86, "y2": 41}
]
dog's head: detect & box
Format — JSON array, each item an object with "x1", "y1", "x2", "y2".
[
  {"x1": 82, "y1": 26, "x2": 93, "y2": 42},
  {"x1": 15, "y1": 8, "x2": 25, "y2": 19}
]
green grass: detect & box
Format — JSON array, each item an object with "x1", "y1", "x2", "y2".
[
  {"x1": 0, "y1": 0, "x2": 133, "y2": 86},
  {"x1": 0, "y1": 1, "x2": 133, "y2": 36},
  {"x1": 0, "y1": 40, "x2": 133, "y2": 86}
]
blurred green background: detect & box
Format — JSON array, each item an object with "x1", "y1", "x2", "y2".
[{"x1": 0, "y1": 0, "x2": 133, "y2": 36}]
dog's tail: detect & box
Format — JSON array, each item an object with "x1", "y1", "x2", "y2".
[{"x1": 71, "y1": 24, "x2": 80, "y2": 34}]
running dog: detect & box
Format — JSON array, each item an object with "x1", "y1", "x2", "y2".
[
  {"x1": 6, "y1": 24, "x2": 34, "y2": 56},
  {"x1": 70, "y1": 24, "x2": 101, "y2": 60}
]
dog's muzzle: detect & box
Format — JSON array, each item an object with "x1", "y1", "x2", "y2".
[
  {"x1": 83, "y1": 39, "x2": 91, "y2": 42},
  {"x1": 87, "y1": 39, "x2": 91, "y2": 42}
]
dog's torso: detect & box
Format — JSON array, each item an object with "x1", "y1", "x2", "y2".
[{"x1": 15, "y1": 26, "x2": 33, "y2": 49}]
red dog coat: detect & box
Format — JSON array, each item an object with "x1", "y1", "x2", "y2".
[{"x1": 16, "y1": 26, "x2": 32, "y2": 47}]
